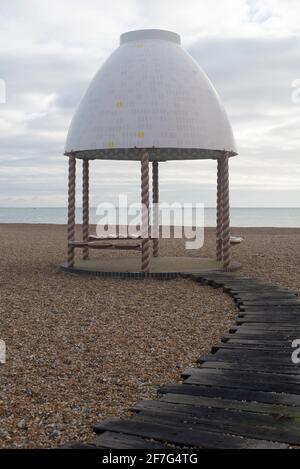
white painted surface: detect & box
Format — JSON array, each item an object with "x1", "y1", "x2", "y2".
[{"x1": 65, "y1": 29, "x2": 237, "y2": 159}]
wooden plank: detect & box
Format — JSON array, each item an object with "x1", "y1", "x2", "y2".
[
  {"x1": 239, "y1": 309, "x2": 300, "y2": 315},
  {"x1": 94, "y1": 431, "x2": 165, "y2": 449},
  {"x1": 223, "y1": 338, "x2": 294, "y2": 348},
  {"x1": 235, "y1": 294, "x2": 297, "y2": 302},
  {"x1": 237, "y1": 317, "x2": 300, "y2": 324},
  {"x1": 159, "y1": 383, "x2": 300, "y2": 406},
  {"x1": 240, "y1": 306, "x2": 300, "y2": 313},
  {"x1": 229, "y1": 287, "x2": 293, "y2": 293},
  {"x1": 161, "y1": 393, "x2": 300, "y2": 418},
  {"x1": 199, "y1": 348, "x2": 296, "y2": 364},
  {"x1": 241, "y1": 300, "x2": 300, "y2": 306},
  {"x1": 234, "y1": 323, "x2": 300, "y2": 331},
  {"x1": 199, "y1": 360, "x2": 300, "y2": 375},
  {"x1": 223, "y1": 331, "x2": 298, "y2": 340},
  {"x1": 182, "y1": 367, "x2": 300, "y2": 386},
  {"x1": 211, "y1": 342, "x2": 294, "y2": 353},
  {"x1": 185, "y1": 371, "x2": 300, "y2": 394},
  {"x1": 93, "y1": 419, "x2": 286, "y2": 449},
  {"x1": 131, "y1": 401, "x2": 300, "y2": 445}
]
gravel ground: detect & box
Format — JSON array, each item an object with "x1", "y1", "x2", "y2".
[
  {"x1": 0, "y1": 224, "x2": 238, "y2": 448},
  {"x1": 0, "y1": 224, "x2": 299, "y2": 448}
]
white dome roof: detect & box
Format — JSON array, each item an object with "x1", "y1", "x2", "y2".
[{"x1": 65, "y1": 29, "x2": 237, "y2": 161}]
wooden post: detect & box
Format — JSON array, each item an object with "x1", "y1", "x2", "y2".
[
  {"x1": 141, "y1": 150, "x2": 150, "y2": 272},
  {"x1": 82, "y1": 159, "x2": 89, "y2": 260},
  {"x1": 152, "y1": 161, "x2": 159, "y2": 257},
  {"x1": 67, "y1": 153, "x2": 76, "y2": 267},
  {"x1": 216, "y1": 158, "x2": 223, "y2": 261},
  {"x1": 221, "y1": 154, "x2": 231, "y2": 271}
]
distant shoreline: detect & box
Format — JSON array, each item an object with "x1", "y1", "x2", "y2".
[{"x1": 0, "y1": 207, "x2": 299, "y2": 228}]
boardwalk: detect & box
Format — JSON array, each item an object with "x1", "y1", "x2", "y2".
[{"x1": 67, "y1": 273, "x2": 300, "y2": 449}]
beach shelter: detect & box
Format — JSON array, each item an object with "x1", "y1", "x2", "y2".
[{"x1": 62, "y1": 29, "x2": 238, "y2": 277}]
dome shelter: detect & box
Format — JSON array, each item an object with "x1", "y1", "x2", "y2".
[{"x1": 61, "y1": 29, "x2": 240, "y2": 278}]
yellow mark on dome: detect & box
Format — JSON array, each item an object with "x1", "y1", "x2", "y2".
[
  {"x1": 107, "y1": 141, "x2": 116, "y2": 149},
  {"x1": 116, "y1": 100, "x2": 124, "y2": 108},
  {"x1": 136, "y1": 131, "x2": 145, "y2": 138},
  {"x1": 136, "y1": 43, "x2": 144, "y2": 48}
]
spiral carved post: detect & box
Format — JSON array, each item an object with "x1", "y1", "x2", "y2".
[
  {"x1": 152, "y1": 161, "x2": 159, "y2": 257},
  {"x1": 82, "y1": 159, "x2": 89, "y2": 260},
  {"x1": 67, "y1": 153, "x2": 76, "y2": 268},
  {"x1": 221, "y1": 154, "x2": 231, "y2": 271},
  {"x1": 216, "y1": 158, "x2": 223, "y2": 262},
  {"x1": 141, "y1": 150, "x2": 151, "y2": 273}
]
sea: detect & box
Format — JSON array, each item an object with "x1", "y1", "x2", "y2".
[{"x1": 0, "y1": 207, "x2": 299, "y2": 228}]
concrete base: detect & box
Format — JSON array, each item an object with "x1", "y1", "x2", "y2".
[{"x1": 60, "y1": 256, "x2": 241, "y2": 279}]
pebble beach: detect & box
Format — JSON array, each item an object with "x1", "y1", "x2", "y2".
[{"x1": 0, "y1": 224, "x2": 299, "y2": 448}]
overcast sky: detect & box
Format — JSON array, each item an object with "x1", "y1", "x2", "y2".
[{"x1": 0, "y1": 0, "x2": 299, "y2": 207}]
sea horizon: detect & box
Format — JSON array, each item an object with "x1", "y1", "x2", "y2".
[{"x1": 0, "y1": 206, "x2": 299, "y2": 228}]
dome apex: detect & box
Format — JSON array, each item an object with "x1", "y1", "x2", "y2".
[{"x1": 120, "y1": 29, "x2": 181, "y2": 45}]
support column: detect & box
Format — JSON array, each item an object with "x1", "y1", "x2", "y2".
[
  {"x1": 141, "y1": 150, "x2": 151, "y2": 273},
  {"x1": 67, "y1": 153, "x2": 76, "y2": 267},
  {"x1": 221, "y1": 154, "x2": 231, "y2": 271},
  {"x1": 216, "y1": 158, "x2": 223, "y2": 261},
  {"x1": 82, "y1": 159, "x2": 89, "y2": 260},
  {"x1": 152, "y1": 161, "x2": 159, "y2": 257}
]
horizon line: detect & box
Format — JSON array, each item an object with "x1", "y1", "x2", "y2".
[{"x1": 0, "y1": 206, "x2": 299, "y2": 210}]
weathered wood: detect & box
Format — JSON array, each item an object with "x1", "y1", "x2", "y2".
[
  {"x1": 185, "y1": 371, "x2": 300, "y2": 394},
  {"x1": 199, "y1": 348, "x2": 296, "y2": 364},
  {"x1": 68, "y1": 241, "x2": 141, "y2": 251},
  {"x1": 131, "y1": 401, "x2": 300, "y2": 444},
  {"x1": 161, "y1": 393, "x2": 300, "y2": 417},
  {"x1": 199, "y1": 360, "x2": 300, "y2": 375},
  {"x1": 94, "y1": 431, "x2": 165, "y2": 449},
  {"x1": 94, "y1": 419, "x2": 286, "y2": 449},
  {"x1": 89, "y1": 235, "x2": 142, "y2": 241},
  {"x1": 240, "y1": 300, "x2": 300, "y2": 307},
  {"x1": 182, "y1": 367, "x2": 300, "y2": 386},
  {"x1": 159, "y1": 383, "x2": 300, "y2": 406},
  {"x1": 223, "y1": 338, "x2": 294, "y2": 348}
]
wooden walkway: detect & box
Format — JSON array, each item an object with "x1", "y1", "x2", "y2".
[{"x1": 66, "y1": 273, "x2": 300, "y2": 449}]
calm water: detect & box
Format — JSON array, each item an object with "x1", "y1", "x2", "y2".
[{"x1": 0, "y1": 207, "x2": 299, "y2": 227}]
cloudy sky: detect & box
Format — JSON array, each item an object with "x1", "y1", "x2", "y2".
[{"x1": 0, "y1": 0, "x2": 299, "y2": 207}]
